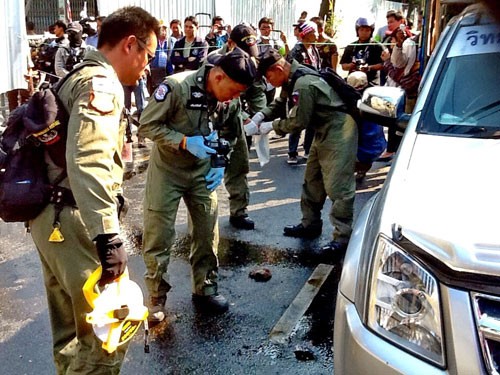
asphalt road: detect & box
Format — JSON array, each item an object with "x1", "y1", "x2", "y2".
[{"x1": 0, "y1": 134, "x2": 389, "y2": 374}]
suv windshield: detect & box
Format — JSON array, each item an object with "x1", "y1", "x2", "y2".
[{"x1": 421, "y1": 24, "x2": 500, "y2": 137}]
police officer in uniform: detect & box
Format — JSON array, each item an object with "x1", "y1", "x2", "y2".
[
  {"x1": 29, "y1": 7, "x2": 159, "y2": 374},
  {"x1": 209, "y1": 23, "x2": 267, "y2": 230},
  {"x1": 250, "y1": 49, "x2": 357, "y2": 253},
  {"x1": 139, "y1": 48, "x2": 257, "y2": 323}
]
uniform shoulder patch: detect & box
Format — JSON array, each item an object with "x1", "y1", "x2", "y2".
[
  {"x1": 292, "y1": 90, "x2": 300, "y2": 106},
  {"x1": 89, "y1": 76, "x2": 115, "y2": 114},
  {"x1": 154, "y1": 83, "x2": 170, "y2": 102},
  {"x1": 91, "y1": 75, "x2": 115, "y2": 94}
]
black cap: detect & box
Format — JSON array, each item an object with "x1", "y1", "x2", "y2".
[
  {"x1": 292, "y1": 18, "x2": 306, "y2": 27},
  {"x1": 214, "y1": 47, "x2": 257, "y2": 86},
  {"x1": 229, "y1": 24, "x2": 258, "y2": 58},
  {"x1": 257, "y1": 49, "x2": 283, "y2": 76}
]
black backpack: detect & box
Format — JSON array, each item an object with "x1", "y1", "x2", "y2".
[
  {"x1": 0, "y1": 64, "x2": 92, "y2": 223},
  {"x1": 290, "y1": 66, "x2": 362, "y2": 124}
]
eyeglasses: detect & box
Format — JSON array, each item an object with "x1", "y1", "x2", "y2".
[{"x1": 136, "y1": 38, "x2": 155, "y2": 64}]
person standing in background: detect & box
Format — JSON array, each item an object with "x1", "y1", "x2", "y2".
[
  {"x1": 311, "y1": 17, "x2": 338, "y2": 71},
  {"x1": 205, "y1": 16, "x2": 230, "y2": 53},
  {"x1": 257, "y1": 16, "x2": 289, "y2": 104},
  {"x1": 171, "y1": 16, "x2": 208, "y2": 73},
  {"x1": 286, "y1": 21, "x2": 321, "y2": 164},
  {"x1": 166, "y1": 19, "x2": 183, "y2": 75},
  {"x1": 340, "y1": 16, "x2": 384, "y2": 85},
  {"x1": 85, "y1": 16, "x2": 105, "y2": 48},
  {"x1": 148, "y1": 20, "x2": 169, "y2": 93}
]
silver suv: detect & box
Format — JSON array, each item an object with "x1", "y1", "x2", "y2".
[{"x1": 334, "y1": 4, "x2": 500, "y2": 374}]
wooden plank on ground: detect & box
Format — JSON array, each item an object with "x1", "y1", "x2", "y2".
[{"x1": 269, "y1": 263, "x2": 334, "y2": 344}]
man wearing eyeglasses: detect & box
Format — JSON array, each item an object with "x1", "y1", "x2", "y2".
[
  {"x1": 28, "y1": 6, "x2": 159, "y2": 373},
  {"x1": 139, "y1": 47, "x2": 257, "y2": 323}
]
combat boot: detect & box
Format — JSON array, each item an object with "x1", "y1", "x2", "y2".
[
  {"x1": 283, "y1": 223, "x2": 322, "y2": 239},
  {"x1": 148, "y1": 295, "x2": 166, "y2": 327},
  {"x1": 321, "y1": 241, "x2": 348, "y2": 254},
  {"x1": 229, "y1": 215, "x2": 255, "y2": 230},
  {"x1": 192, "y1": 293, "x2": 229, "y2": 314}
]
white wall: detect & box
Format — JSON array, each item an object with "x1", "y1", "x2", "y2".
[{"x1": 1, "y1": 0, "x2": 29, "y2": 93}]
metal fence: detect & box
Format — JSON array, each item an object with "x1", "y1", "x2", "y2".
[
  {"x1": 25, "y1": 0, "x2": 297, "y2": 39},
  {"x1": 230, "y1": 0, "x2": 296, "y2": 37},
  {"x1": 26, "y1": 0, "x2": 98, "y2": 33},
  {"x1": 96, "y1": 0, "x2": 215, "y2": 24}
]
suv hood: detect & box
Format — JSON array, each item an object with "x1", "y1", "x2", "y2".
[{"x1": 387, "y1": 134, "x2": 500, "y2": 276}]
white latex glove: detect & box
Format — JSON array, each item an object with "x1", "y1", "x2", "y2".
[
  {"x1": 259, "y1": 121, "x2": 274, "y2": 135},
  {"x1": 244, "y1": 120, "x2": 260, "y2": 136},
  {"x1": 251, "y1": 112, "x2": 265, "y2": 125}
]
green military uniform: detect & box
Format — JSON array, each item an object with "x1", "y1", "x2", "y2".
[
  {"x1": 209, "y1": 45, "x2": 267, "y2": 219},
  {"x1": 29, "y1": 50, "x2": 127, "y2": 374},
  {"x1": 139, "y1": 65, "x2": 241, "y2": 298},
  {"x1": 262, "y1": 60, "x2": 358, "y2": 244}
]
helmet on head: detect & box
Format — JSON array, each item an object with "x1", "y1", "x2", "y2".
[{"x1": 355, "y1": 16, "x2": 375, "y2": 34}]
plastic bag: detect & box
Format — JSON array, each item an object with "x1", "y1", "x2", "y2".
[{"x1": 254, "y1": 134, "x2": 270, "y2": 167}]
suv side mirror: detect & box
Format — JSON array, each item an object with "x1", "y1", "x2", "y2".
[{"x1": 358, "y1": 86, "x2": 408, "y2": 130}]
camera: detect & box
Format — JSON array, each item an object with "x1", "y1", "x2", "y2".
[
  {"x1": 214, "y1": 24, "x2": 228, "y2": 31},
  {"x1": 205, "y1": 137, "x2": 231, "y2": 168},
  {"x1": 354, "y1": 57, "x2": 367, "y2": 69}
]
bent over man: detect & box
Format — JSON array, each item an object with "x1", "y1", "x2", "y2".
[
  {"x1": 139, "y1": 48, "x2": 256, "y2": 323},
  {"x1": 251, "y1": 49, "x2": 357, "y2": 254},
  {"x1": 29, "y1": 7, "x2": 158, "y2": 373}
]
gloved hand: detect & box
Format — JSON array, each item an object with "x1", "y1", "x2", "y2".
[
  {"x1": 95, "y1": 234, "x2": 128, "y2": 287},
  {"x1": 185, "y1": 135, "x2": 216, "y2": 159},
  {"x1": 251, "y1": 112, "x2": 265, "y2": 125},
  {"x1": 244, "y1": 120, "x2": 260, "y2": 136},
  {"x1": 205, "y1": 167, "x2": 225, "y2": 191},
  {"x1": 259, "y1": 121, "x2": 274, "y2": 135}
]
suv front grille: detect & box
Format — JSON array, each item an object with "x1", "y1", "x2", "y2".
[{"x1": 472, "y1": 293, "x2": 500, "y2": 375}]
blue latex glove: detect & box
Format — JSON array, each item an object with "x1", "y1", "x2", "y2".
[
  {"x1": 205, "y1": 167, "x2": 225, "y2": 191},
  {"x1": 185, "y1": 135, "x2": 216, "y2": 159}
]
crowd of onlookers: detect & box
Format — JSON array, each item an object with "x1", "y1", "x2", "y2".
[{"x1": 9, "y1": 8, "x2": 422, "y2": 169}]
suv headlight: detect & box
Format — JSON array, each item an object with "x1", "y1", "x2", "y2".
[{"x1": 366, "y1": 234, "x2": 445, "y2": 367}]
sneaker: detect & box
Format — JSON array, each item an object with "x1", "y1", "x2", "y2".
[
  {"x1": 283, "y1": 223, "x2": 322, "y2": 239},
  {"x1": 287, "y1": 156, "x2": 299, "y2": 165},
  {"x1": 192, "y1": 293, "x2": 229, "y2": 314},
  {"x1": 229, "y1": 215, "x2": 255, "y2": 230},
  {"x1": 148, "y1": 296, "x2": 166, "y2": 327}
]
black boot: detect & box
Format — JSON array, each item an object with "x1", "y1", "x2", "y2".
[
  {"x1": 192, "y1": 293, "x2": 229, "y2": 314},
  {"x1": 230, "y1": 215, "x2": 255, "y2": 230},
  {"x1": 321, "y1": 241, "x2": 348, "y2": 254},
  {"x1": 283, "y1": 223, "x2": 322, "y2": 238}
]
